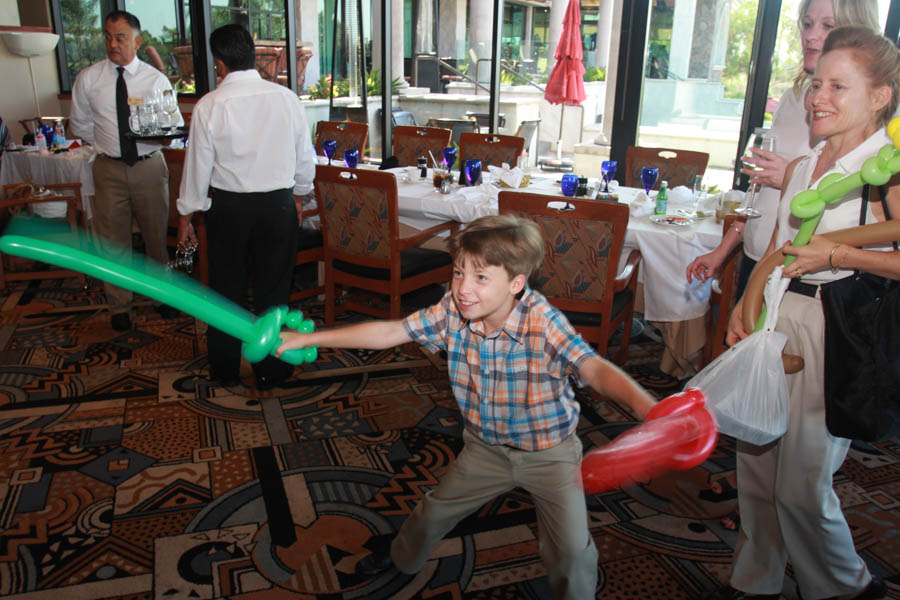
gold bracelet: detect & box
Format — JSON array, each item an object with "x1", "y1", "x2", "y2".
[{"x1": 828, "y1": 244, "x2": 841, "y2": 273}]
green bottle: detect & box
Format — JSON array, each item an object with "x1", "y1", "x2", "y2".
[{"x1": 655, "y1": 180, "x2": 668, "y2": 215}]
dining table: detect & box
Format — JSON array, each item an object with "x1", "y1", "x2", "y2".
[
  {"x1": 0, "y1": 143, "x2": 96, "y2": 218},
  {"x1": 387, "y1": 166, "x2": 723, "y2": 378}
]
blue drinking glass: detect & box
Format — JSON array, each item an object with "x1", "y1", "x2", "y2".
[
  {"x1": 561, "y1": 173, "x2": 578, "y2": 197},
  {"x1": 344, "y1": 148, "x2": 359, "y2": 168},
  {"x1": 601, "y1": 160, "x2": 617, "y2": 192},
  {"x1": 641, "y1": 167, "x2": 659, "y2": 195},
  {"x1": 442, "y1": 146, "x2": 457, "y2": 169},
  {"x1": 322, "y1": 139, "x2": 337, "y2": 165},
  {"x1": 464, "y1": 159, "x2": 482, "y2": 186}
]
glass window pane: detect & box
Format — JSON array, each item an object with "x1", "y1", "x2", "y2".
[
  {"x1": 636, "y1": 0, "x2": 760, "y2": 192},
  {"x1": 58, "y1": 0, "x2": 107, "y2": 90},
  {"x1": 126, "y1": 0, "x2": 192, "y2": 92}
]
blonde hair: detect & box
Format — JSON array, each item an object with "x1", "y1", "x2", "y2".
[
  {"x1": 822, "y1": 25, "x2": 900, "y2": 126},
  {"x1": 448, "y1": 215, "x2": 544, "y2": 280},
  {"x1": 794, "y1": 0, "x2": 880, "y2": 89}
]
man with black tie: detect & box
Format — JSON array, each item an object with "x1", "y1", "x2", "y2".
[{"x1": 69, "y1": 10, "x2": 182, "y2": 331}]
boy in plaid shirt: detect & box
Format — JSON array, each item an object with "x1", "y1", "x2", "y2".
[{"x1": 277, "y1": 215, "x2": 657, "y2": 599}]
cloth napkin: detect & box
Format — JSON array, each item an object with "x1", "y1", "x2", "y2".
[
  {"x1": 453, "y1": 183, "x2": 498, "y2": 207},
  {"x1": 629, "y1": 191, "x2": 654, "y2": 218},
  {"x1": 668, "y1": 185, "x2": 695, "y2": 207},
  {"x1": 487, "y1": 163, "x2": 525, "y2": 188}
]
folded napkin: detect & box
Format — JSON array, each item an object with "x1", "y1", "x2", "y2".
[
  {"x1": 629, "y1": 191, "x2": 654, "y2": 218},
  {"x1": 668, "y1": 185, "x2": 695, "y2": 207},
  {"x1": 487, "y1": 163, "x2": 525, "y2": 188}
]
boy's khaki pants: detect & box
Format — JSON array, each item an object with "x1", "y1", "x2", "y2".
[{"x1": 391, "y1": 429, "x2": 598, "y2": 600}]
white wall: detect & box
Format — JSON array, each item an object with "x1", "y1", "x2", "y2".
[{"x1": 0, "y1": 1, "x2": 63, "y2": 143}]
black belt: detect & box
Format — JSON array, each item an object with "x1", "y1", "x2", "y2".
[
  {"x1": 787, "y1": 278, "x2": 820, "y2": 297},
  {"x1": 101, "y1": 151, "x2": 159, "y2": 162}
]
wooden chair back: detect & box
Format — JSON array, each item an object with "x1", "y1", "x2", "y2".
[
  {"x1": 702, "y1": 215, "x2": 743, "y2": 366},
  {"x1": 458, "y1": 133, "x2": 526, "y2": 174},
  {"x1": 314, "y1": 121, "x2": 369, "y2": 159},
  {"x1": 498, "y1": 191, "x2": 642, "y2": 363},
  {"x1": 315, "y1": 165, "x2": 454, "y2": 323},
  {"x1": 425, "y1": 117, "x2": 478, "y2": 147},
  {"x1": 392, "y1": 126, "x2": 452, "y2": 167},
  {"x1": 0, "y1": 182, "x2": 88, "y2": 291},
  {"x1": 624, "y1": 146, "x2": 709, "y2": 189}
]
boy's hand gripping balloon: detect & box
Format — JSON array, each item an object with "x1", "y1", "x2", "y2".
[{"x1": 581, "y1": 388, "x2": 718, "y2": 494}]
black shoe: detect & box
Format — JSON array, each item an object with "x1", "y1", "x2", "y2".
[
  {"x1": 355, "y1": 549, "x2": 393, "y2": 577},
  {"x1": 256, "y1": 373, "x2": 286, "y2": 391},
  {"x1": 111, "y1": 313, "x2": 132, "y2": 331},
  {"x1": 154, "y1": 304, "x2": 180, "y2": 319},
  {"x1": 700, "y1": 586, "x2": 780, "y2": 600},
  {"x1": 849, "y1": 577, "x2": 886, "y2": 600}
]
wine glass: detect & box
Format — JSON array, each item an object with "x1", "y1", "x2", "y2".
[
  {"x1": 736, "y1": 131, "x2": 775, "y2": 218},
  {"x1": 464, "y1": 159, "x2": 482, "y2": 186},
  {"x1": 561, "y1": 173, "x2": 578, "y2": 197},
  {"x1": 322, "y1": 139, "x2": 337, "y2": 165},
  {"x1": 160, "y1": 89, "x2": 179, "y2": 133},
  {"x1": 641, "y1": 167, "x2": 659, "y2": 195},
  {"x1": 128, "y1": 105, "x2": 141, "y2": 134},
  {"x1": 442, "y1": 146, "x2": 457, "y2": 170},
  {"x1": 601, "y1": 160, "x2": 616, "y2": 193},
  {"x1": 344, "y1": 148, "x2": 359, "y2": 168}
]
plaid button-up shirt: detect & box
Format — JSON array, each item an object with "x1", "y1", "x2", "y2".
[{"x1": 403, "y1": 287, "x2": 597, "y2": 450}]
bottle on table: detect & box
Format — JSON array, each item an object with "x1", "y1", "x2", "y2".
[
  {"x1": 54, "y1": 121, "x2": 66, "y2": 149},
  {"x1": 655, "y1": 180, "x2": 668, "y2": 215},
  {"x1": 35, "y1": 127, "x2": 47, "y2": 154}
]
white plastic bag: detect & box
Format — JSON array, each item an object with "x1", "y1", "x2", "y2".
[{"x1": 686, "y1": 266, "x2": 790, "y2": 445}]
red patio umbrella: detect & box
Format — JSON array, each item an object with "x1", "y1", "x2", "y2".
[{"x1": 544, "y1": 0, "x2": 586, "y2": 162}]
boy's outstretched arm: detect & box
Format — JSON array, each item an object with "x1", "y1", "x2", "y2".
[
  {"x1": 276, "y1": 319, "x2": 412, "y2": 356},
  {"x1": 579, "y1": 357, "x2": 657, "y2": 420}
]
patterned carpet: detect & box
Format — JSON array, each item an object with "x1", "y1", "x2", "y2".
[{"x1": 0, "y1": 277, "x2": 898, "y2": 599}]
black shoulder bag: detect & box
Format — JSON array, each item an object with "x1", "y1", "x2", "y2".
[{"x1": 821, "y1": 184, "x2": 900, "y2": 441}]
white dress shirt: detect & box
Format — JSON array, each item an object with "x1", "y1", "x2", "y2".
[
  {"x1": 69, "y1": 57, "x2": 181, "y2": 157},
  {"x1": 177, "y1": 69, "x2": 316, "y2": 215}
]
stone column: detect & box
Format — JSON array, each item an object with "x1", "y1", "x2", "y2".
[
  {"x1": 393, "y1": 0, "x2": 407, "y2": 86},
  {"x1": 668, "y1": 0, "x2": 695, "y2": 80},
  {"x1": 437, "y1": 0, "x2": 466, "y2": 60},
  {"x1": 593, "y1": 0, "x2": 613, "y2": 69},
  {"x1": 414, "y1": 0, "x2": 433, "y2": 55},
  {"x1": 546, "y1": 0, "x2": 567, "y2": 68},
  {"x1": 468, "y1": 0, "x2": 492, "y2": 82},
  {"x1": 297, "y1": 0, "x2": 320, "y2": 87}
]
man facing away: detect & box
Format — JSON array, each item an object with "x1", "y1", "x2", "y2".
[
  {"x1": 69, "y1": 10, "x2": 183, "y2": 331},
  {"x1": 276, "y1": 215, "x2": 658, "y2": 599},
  {"x1": 177, "y1": 24, "x2": 316, "y2": 391}
]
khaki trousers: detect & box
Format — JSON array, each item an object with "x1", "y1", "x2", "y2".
[
  {"x1": 391, "y1": 429, "x2": 598, "y2": 600},
  {"x1": 91, "y1": 153, "x2": 169, "y2": 313},
  {"x1": 730, "y1": 291, "x2": 871, "y2": 599}
]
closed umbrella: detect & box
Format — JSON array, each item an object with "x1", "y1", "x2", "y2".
[{"x1": 544, "y1": 0, "x2": 586, "y2": 163}]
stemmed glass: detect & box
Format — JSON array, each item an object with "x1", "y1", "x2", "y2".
[
  {"x1": 464, "y1": 159, "x2": 482, "y2": 186},
  {"x1": 736, "y1": 131, "x2": 775, "y2": 218},
  {"x1": 690, "y1": 174, "x2": 704, "y2": 213},
  {"x1": 442, "y1": 146, "x2": 457, "y2": 170},
  {"x1": 601, "y1": 160, "x2": 616, "y2": 193},
  {"x1": 344, "y1": 148, "x2": 359, "y2": 168},
  {"x1": 641, "y1": 167, "x2": 659, "y2": 196},
  {"x1": 322, "y1": 139, "x2": 337, "y2": 165},
  {"x1": 160, "y1": 89, "x2": 179, "y2": 133}
]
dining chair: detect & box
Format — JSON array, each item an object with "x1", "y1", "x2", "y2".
[
  {"x1": 290, "y1": 195, "x2": 325, "y2": 303},
  {"x1": 513, "y1": 119, "x2": 540, "y2": 166},
  {"x1": 702, "y1": 215, "x2": 743, "y2": 366},
  {"x1": 425, "y1": 117, "x2": 478, "y2": 147},
  {"x1": 392, "y1": 126, "x2": 452, "y2": 167},
  {"x1": 315, "y1": 165, "x2": 456, "y2": 324},
  {"x1": 624, "y1": 146, "x2": 709, "y2": 189},
  {"x1": 0, "y1": 182, "x2": 88, "y2": 291},
  {"x1": 458, "y1": 133, "x2": 526, "y2": 174},
  {"x1": 162, "y1": 148, "x2": 208, "y2": 284},
  {"x1": 465, "y1": 112, "x2": 506, "y2": 132},
  {"x1": 498, "y1": 191, "x2": 642, "y2": 364},
  {"x1": 314, "y1": 121, "x2": 369, "y2": 159}
]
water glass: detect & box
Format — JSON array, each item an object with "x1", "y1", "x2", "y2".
[
  {"x1": 322, "y1": 139, "x2": 337, "y2": 165},
  {"x1": 344, "y1": 148, "x2": 359, "y2": 168},
  {"x1": 432, "y1": 166, "x2": 449, "y2": 191},
  {"x1": 641, "y1": 167, "x2": 659, "y2": 195},
  {"x1": 129, "y1": 105, "x2": 141, "y2": 134},
  {"x1": 464, "y1": 159, "x2": 482, "y2": 186},
  {"x1": 442, "y1": 146, "x2": 457, "y2": 170},
  {"x1": 601, "y1": 160, "x2": 617, "y2": 192},
  {"x1": 561, "y1": 174, "x2": 578, "y2": 197},
  {"x1": 139, "y1": 103, "x2": 159, "y2": 135},
  {"x1": 160, "y1": 89, "x2": 179, "y2": 132}
]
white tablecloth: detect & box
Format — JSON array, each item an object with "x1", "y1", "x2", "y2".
[
  {"x1": 1, "y1": 146, "x2": 96, "y2": 218},
  {"x1": 391, "y1": 170, "x2": 722, "y2": 323}
]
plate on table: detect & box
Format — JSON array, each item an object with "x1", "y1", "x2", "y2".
[{"x1": 649, "y1": 214, "x2": 694, "y2": 227}]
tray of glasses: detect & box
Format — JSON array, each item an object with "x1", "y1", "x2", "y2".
[{"x1": 125, "y1": 126, "x2": 189, "y2": 141}]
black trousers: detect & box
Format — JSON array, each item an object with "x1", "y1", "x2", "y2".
[{"x1": 205, "y1": 187, "x2": 298, "y2": 382}]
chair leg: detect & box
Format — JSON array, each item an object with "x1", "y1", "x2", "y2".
[
  {"x1": 324, "y1": 264, "x2": 336, "y2": 326},
  {"x1": 613, "y1": 311, "x2": 634, "y2": 365}
]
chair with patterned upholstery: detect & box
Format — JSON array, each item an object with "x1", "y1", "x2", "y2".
[
  {"x1": 0, "y1": 182, "x2": 89, "y2": 291},
  {"x1": 290, "y1": 194, "x2": 325, "y2": 303},
  {"x1": 458, "y1": 133, "x2": 526, "y2": 181},
  {"x1": 316, "y1": 165, "x2": 456, "y2": 324},
  {"x1": 624, "y1": 146, "x2": 709, "y2": 189},
  {"x1": 313, "y1": 121, "x2": 369, "y2": 160},
  {"x1": 498, "y1": 191, "x2": 642, "y2": 364},
  {"x1": 702, "y1": 215, "x2": 743, "y2": 366},
  {"x1": 392, "y1": 126, "x2": 452, "y2": 167}
]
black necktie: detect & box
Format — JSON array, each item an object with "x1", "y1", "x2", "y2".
[{"x1": 116, "y1": 66, "x2": 138, "y2": 166}]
